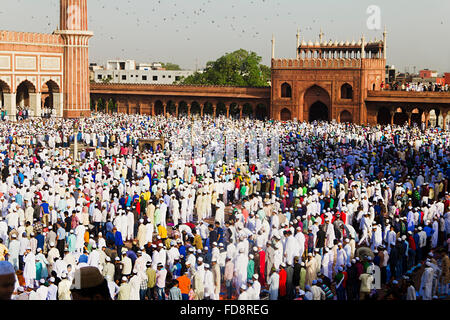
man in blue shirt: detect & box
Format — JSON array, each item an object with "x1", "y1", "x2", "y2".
[
  {"x1": 40, "y1": 199, "x2": 50, "y2": 216},
  {"x1": 113, "y1": 227, "x2": 124, "y2": 256},
  {"x1": 78, "y1": 249, "x2": 89, "y2": 264},
  {"x1": 56, "y1": 223, "x2": 66, "y2": 257},
  {"x1": 35, "y1": 231, "x2": 45, "y2": 251},
  {"x1": 215, "y1": 222, "x2": 224, "y2": 245}
]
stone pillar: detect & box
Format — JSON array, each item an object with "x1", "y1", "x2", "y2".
[
  {"x1": 213, "y1": 104, "x2": 217, "y2": 118},
  {"x1": 406, "y1": 112, "x2": 412, "y2": 126},
  {"x1": 390, "y1": 110, "x2": 395, "y2": 125},
  {"x1": 163, "y1": 103, "x2": 167, "y2": 117},
  {"x1": 151, "y1": 102, "x2": 155, "y2": 116},
  {"x1": 174, "y1": 103, "x2": 179, "y2": 118},
  {"x1": 226, "y1": 105, "x2": 230, "y2": 118},
  {"x1": 4, "y1": 93, "x2": 16, "y2": 121},
  {"x1": 424, "y1": 111, "x2": 430, "y2": 128},
  {"x1": 443, "y1": 111, "x2": 448, "y2": 130},
  {"x1": 200, "y1": 104, "x2": 204, "y2": 117},
  {"x1": 187, "y1": 103, "x2": 191, "y2": 117},
  {"x1": 95, "y1": 99, "x2": 98, "y2": 112},
  {"x1": 239, "y1": 105, "x2": 243, "y2": 119},
  {"x1": 35, "y1": 92, "x2": 42, "y2": 118}
]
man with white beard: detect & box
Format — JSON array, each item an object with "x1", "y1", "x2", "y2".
[
  {"x1": 215, "y1": 199, "x2": 225, "y2": 228},
  {"x1": 126, "y1": 209, "x2": 134, "y2": 241},
  {"x1": 75, "y1": 224, "x2": 85, "y2": 254},
  {"x1": 321, "y1": 247, "x2": 332, "y2": 279},
  {"x1": 203, "y1": 263, "x2": 214, "y2": 300},
  {"x1": 145, "y1": 218, "x2": 154, "y2": 244},
  {"x1": 335, "y1": 243, "x2": 348, "y2": 273},
  {"x1": 180, "y1": 196, "x2": 188, "y2": 224},
  {"x1": 23, "y1": 247, "x2": 36, "y2": 288},
  {"x1": 358, "y1": 213, "x2": 371, "y2": 246},
  {"x1": 294, "y1": 227, "x2": 305, "y2": 259},
  {"x1": 166, "y1": 241, "x2": 180, "y2": 271},
  {"x1": 283, "y1": 230, "x2": 298, "y2": 266},
  {"x1": 234, "y1": 248, "x2": 248, "y2": 295},
  {"x1": 87, "y1": 243, "x2": 100, "y2": 269},
  {"x1": 159, "y1": 200, "x2": 168, "y2": 229},
  {"x1": 370, "y1": 223, "x2": 383, "y2": 251},
  {"x1": 419, "y1": 261, "x2": 435, "y2": 300},
  {"x1": 169, "y1": 195, "x2": 180, "y2": 226}
]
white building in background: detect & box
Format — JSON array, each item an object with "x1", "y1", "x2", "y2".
[{"x1": 93, "y1": 59, "x2": 195, "y2": 85}]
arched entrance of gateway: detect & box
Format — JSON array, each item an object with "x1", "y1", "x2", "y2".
[
  {"x1": 309, "y1": 102, "x2": 329, "y2": 122},
  {"x1": 41, "y1": 80, "x2": 60, "y2": 118},
  {"x1": 280, "y1": 108, "x2": 292, "y2": 121},
  {"x1": 339, "y1": 110, "x2": 352, "y2": 123},
  {"x1": 16, "y1": 80, "x2": 37, "y2": 117},
  {"x1": 304, "y1": 85, "x2": 330, "y2": 122},
  {"x1": 377, "y1": 107, "x2": 391, "y2": 125}
]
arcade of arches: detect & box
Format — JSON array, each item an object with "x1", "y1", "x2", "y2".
[
  {"x1": 0, "y1": 79, "x2": 62, "y2": 119},
  {"x1": 90, "y1": 95, "x2": 270, "y2": 120},
  {"x1": 375, "y1": 106, "x2": 450, "y2": 128}
]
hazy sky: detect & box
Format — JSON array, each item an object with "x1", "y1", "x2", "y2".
[{"x1": 1, "y1": 0, "x2": 449, "y2": 73}]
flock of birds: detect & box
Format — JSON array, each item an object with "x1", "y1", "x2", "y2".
[
  {"x1": 7, "y1": 0, "x2": 335, "y2": 42},
  {"x1": 2, "y1": 0, "x2": 447, "y2": 69}
]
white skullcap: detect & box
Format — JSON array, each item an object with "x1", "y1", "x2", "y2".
[
  {"x1": 0, "y1": 261, "x2": 15, "y2": 275},
  {"x1": 197, "y1": 257, "x2": 203, "y2": 262},
  {"x1": 240, "y1": 284, "x2": 247, "y2": 290}
]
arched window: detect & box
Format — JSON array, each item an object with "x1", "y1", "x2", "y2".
[
  {"x1": 281, "y1": 83, "x2": 292, "y2": 98},
  {"x1": 340, "y1": 83, "x2": 353, "y2": 99}
]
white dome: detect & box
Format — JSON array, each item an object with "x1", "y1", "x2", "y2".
[
  {"x1": 334, "y1": 40, "x2": 339, "y2": 46},
  {"x1": 339, "y1": 41, "x2": 344, "y2": 46},
  {"x1": 307, "y1": 41, "x2": 314, "y2": 46},
  {"x1": 345, "y1": 41, "x2": 350, "y2": 46},
  {"x1": 351, "y1": 40, "x2": 356, "y2": 45},
  {"x1": 301, "y1": 40, "x2": 307, "y2": 46}
]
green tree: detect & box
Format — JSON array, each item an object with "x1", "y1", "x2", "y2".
[
  {"x1": 178, "y1": 49, "x2": 270, "y2": 87},
  {"x1": 107, "y1": 98, "x2": 117, "y2": 113},
  {"x1": 160, "y1": 62, "x2": 181, "y2": 70},
  {"x1": 101, "y1": 75, "x2": 113, "y2": 84},
  {"x1": 97, "y1": 98, "x2": 106, "y2": 112}
]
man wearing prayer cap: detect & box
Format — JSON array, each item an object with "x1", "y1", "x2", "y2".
[
  {"x1": 0, "y1": 261, "x2": 16, "y2": 300},
  {"x1": 70, "y1": 266, "x2": 111, "y2": 300}
]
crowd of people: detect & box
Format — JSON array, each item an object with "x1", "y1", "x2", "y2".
[
  {"x1": 0, "y1": 113, "x2": 448, "y2": 301},
  {"x1": 385, "y1": 82, "x2": 450, "y2": 92}
]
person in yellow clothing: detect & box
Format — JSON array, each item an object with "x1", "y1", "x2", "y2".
[
  {"x1": 84, "y1": 230, "x2": 90, "y2": 247},
  {"x1": 0, "y1": 239, "x2": 8, "y2": 261},
  {"x1": 142, "y1": 190, "x2": 151, "y2": 202},
  {"x1": 157, "y1": 224, "x2": 167, "y2": 240},
  {"x1": 192, "y1": 229, "x2": 203, "y2": 251}
]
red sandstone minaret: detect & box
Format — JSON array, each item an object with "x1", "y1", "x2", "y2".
[{"x1": 56, "y1": 0, "x2": 93, "y2": 118}]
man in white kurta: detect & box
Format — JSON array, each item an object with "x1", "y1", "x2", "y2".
[
  {"x1": 419, "y1": 262, "x2": 434, "y2": 300},
  {"x1": 23, "y1": 248, "x2": 36, "y2": 288}
]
